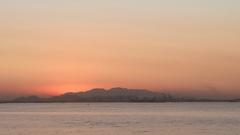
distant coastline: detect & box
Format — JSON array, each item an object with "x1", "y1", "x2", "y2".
[{"x1": 0, "y1": 87, "x2": 239, "y2": 103}]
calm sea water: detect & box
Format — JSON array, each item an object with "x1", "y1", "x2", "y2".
[{"x1": 0, "y1": 102, "x2": 239, "y2": 135}]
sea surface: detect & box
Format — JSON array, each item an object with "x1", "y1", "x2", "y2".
[{"x1": 0, "y1": 102, "x2": 239, "y2": 135}]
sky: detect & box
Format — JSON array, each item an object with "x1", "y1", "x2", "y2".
[{"x1": 0, "y1": 0, "x2": 240, "y2": 98}]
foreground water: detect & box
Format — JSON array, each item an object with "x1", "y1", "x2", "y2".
[{"x1": 0, "y1": 102, "x2": 239, "y2": 135}]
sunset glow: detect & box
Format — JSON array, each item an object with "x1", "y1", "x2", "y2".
[{"x1": 0, "y1": 0, "x2": 240, "y2": 98}]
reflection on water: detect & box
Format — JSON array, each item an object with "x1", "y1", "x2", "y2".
[{"x1": 0, "y1": 102, "x2": 240, "y2": 135}]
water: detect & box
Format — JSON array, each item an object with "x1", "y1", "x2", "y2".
[{"x1": 0, "y1": 102, "x2": 239, "y2": 135}]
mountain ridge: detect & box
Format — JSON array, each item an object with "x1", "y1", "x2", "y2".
[
  {"x1": 1, "y1": 87, "x2": 239, "y2": 103},
  {"x1": 12, "y1": 87, "x2": 174, "y2": 103}
]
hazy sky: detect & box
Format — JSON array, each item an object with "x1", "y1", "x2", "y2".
[{"x1": 0, "y1": 0, "x2": 240, "y2": 98}]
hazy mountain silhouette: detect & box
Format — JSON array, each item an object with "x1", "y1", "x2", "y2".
[
  {"x1": 11, "y1": 87, "x2": 174, "y2": 103},
  {"x1": 50, "y1": 87, "x2": 174, "y2": 102},
  {"x1": 1, "y1": 87, "x2": 238, "y2": 103}
]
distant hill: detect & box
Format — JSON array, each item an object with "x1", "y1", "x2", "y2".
[
  {"x1": 11, "y1": 87, "x2": 174, "y2": 103},
  {"x1": 4, "y1": 87, "x2": 239, "y2": 103},
  {"x1": 50, "y1": 87, "x2": 174, "y2": 102}
]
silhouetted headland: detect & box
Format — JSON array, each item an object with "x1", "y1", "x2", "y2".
[{"x1": 0, "y1": 87, "x2": 239, "y2": 103}]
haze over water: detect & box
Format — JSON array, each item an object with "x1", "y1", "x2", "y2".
[
  {"x1": 1, "y1": 1, "x2": 240, "y2": 135},
  {"x1": 0, "y1": 103, "x2": 240, "y2": 135}
]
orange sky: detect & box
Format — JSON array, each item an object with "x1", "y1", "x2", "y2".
[{"x1": 0, "y1": 1, "x2": 240, "y2": 98}]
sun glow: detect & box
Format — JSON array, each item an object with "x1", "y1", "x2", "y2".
[{"x1": 0, "y1": 0, "x2": 240, "y2": 97}]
